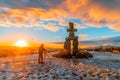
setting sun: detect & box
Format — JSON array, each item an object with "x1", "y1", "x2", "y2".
[{"x1": 15, "y1": 40, "x2": 28, "y2": 47}]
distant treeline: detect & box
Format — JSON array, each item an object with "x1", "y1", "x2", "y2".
[{"x1": 86, "y1": 47, "x2": 120, "y2": 53}]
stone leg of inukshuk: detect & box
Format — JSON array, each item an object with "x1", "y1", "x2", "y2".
[
  {"x1": 64, "y1": 38, "x2": 71, "y2": 53},
  {"x1": 73, "y1": 37, "x2": 79, "y2": 56}
]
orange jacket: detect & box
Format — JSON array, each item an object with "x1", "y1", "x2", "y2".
[{"x1": 39, "y1": 45, "x2": 46, "y2": 54}]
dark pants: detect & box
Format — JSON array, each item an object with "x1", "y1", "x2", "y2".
[{"x1": 38, "y1": 53, "x2": 43, "y2": 63}]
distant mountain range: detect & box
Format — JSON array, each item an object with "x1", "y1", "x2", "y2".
[
  {"x1": 104, "y1": 36, "x2": 120, "y2": 42},
  {"x1": 52, "y1": 36, "x2": 120, "y2": 47},
  {"x1": 79, "y1": 36, "x2": 120, "y2": 47}
]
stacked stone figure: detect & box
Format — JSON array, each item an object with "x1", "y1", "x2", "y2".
[{"x1": 64, "y1": 22, "x2": 79, "y2": 57}]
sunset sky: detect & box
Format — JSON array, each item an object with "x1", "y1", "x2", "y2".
[{"x1": 0, "y1": 0, "x2": 120, "y2": 46}]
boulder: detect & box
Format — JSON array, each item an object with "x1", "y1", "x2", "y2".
[{"x1": 53, "y1": 49, "x2": 93, "y2": 59}]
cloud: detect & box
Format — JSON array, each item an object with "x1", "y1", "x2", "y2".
[
  {"x1": 102, "y1": 44, "x2": 109, "y2": 46},
  {"x1": 109, "y1": 23, "x2": 120, "y2": 31},
  {"x1": 0, "y1": 0, "x2": 120, "y2": 31},
  {"x1": 79, "y1": 36, "x2": 120, "y2": 47},
  {"x1": 43, "y1": 23, "x2": 59, "y2": 32},
  {"x1": 57, "y1": 0, "x2": 120, "y2": 31},
  {"x1": 81, "y1": 1, "x2": 119, "y2": 30},
  {"x1": 0, "y1": 7, "x2": 62, "y2": 31},
  {"x1": 0, "y1": 0, "x2": 63, "y2": 9},
  {"x1": 79, "y1": 34, "x2": 87, "y2": 38}
]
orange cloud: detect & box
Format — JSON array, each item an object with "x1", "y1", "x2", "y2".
[
  {"x1": 79, "y1": 34, "x2": 87, "y2": 38},
  {"x1": 58, "y1": 0, "x2": 120, "y2": 31},
  {"x1": 109, "y1": 23, "x2": 120, "y2": 31},
  {"x1": 43, "y1": 23, "x2": 59, "y2": 32},
  {"x1": 102, "y1": 44, "x2": 109, "y2": 46},
  {"x1": 0, "y1": 0, "x2": 120, "y2": 31}
]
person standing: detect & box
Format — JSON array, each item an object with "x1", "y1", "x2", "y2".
[{"x1": 38, "y1": 44, "x2": 46, "y2": 64}]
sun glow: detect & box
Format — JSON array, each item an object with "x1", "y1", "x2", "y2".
[{"x1": 15, "y1": 40, "x2": 28, "y2": 47}]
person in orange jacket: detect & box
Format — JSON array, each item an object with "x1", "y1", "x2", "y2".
[{"x1": 38, "y1": 44, "x2": 46, "y2": 64}]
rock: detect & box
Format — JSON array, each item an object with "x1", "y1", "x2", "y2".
[
  {"x1": 25, "y1": 75, "x2": 29, "y2": 78},
  {"x1": 53, "y1": 50, "x2": 93, "y2": 59},
  {"x1": 72, "y1": 72, "x2": 78, "y2": 76},
  {"x1": 52, "y1": 74, "x2": 59, "y2": 80},
  {"x1": 79, "y1": 76, "x2": 83, "y2": 80},
  {"x1": 76, "y1": 51, "x2": 93, "y2": 58},
  {"x1": 103, "y1": 76, "x2": 111, "y2": 80},
  {"x1": 96, "y1": 71, "x2": 102, "y2": 76},
  {"x1": 91, "y1": 73, "x2": 97, "y2": 77},
  {"x1": 44, "y1": 68, "x2": 50, "y2": 73},
  {"x1": 90, "y1": 77, "x2": 99, "y2": 80}
]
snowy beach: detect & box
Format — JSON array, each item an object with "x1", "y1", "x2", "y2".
[{"x1": 0, "y1": 51, "x2": 120, "y2": 80}]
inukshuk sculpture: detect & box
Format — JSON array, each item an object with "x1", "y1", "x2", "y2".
[{"x1": 64, "y1": 22, "x2": 79, "y2": 57}]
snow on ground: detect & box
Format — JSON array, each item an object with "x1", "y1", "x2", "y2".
[
  {"x1": 91, "y1": 51, "x2": 120, "y2": 61},
  {"x1": 78, "y1": 51, "x2": 120, "y2": 73},
  {"x1": 0, "y1": 51, "x2": 120, "y2": 80}
]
